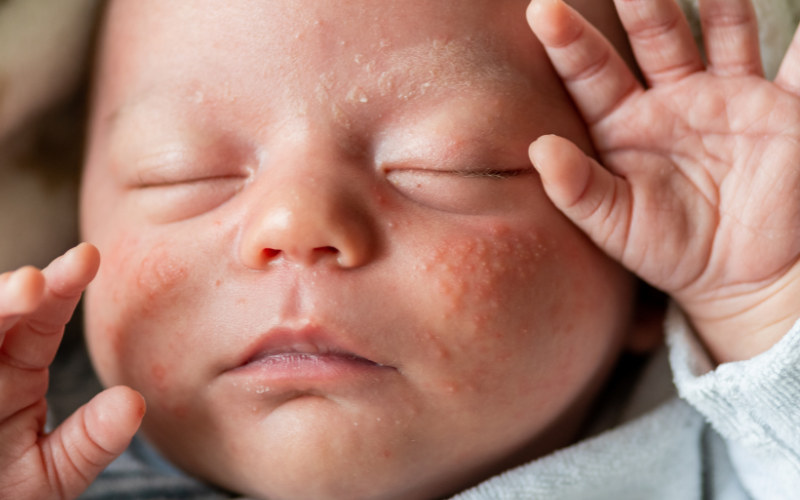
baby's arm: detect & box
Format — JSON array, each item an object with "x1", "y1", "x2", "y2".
[
  {"x1": 0, "y1": 244, "x2": 144, "y2": 500},
  {"x1": 527, "y1": 0, "x2": 800, "y2": 364}
]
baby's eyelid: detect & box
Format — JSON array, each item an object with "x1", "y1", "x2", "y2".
[
  {"x1": 133, "y1": 173, "x2": 247, "y2": 189},
  {"x1": 127, "y1": 156, "x2": 254, "y2": 188},
  {"x1": 383, "y1": 166, "x2": 531, "y2": 179}
]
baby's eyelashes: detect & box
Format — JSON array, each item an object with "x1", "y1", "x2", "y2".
[
  {"x1": 450, "y1": 168, "x2": 528, "y2": 179},
  {"x1": 128, "y1": 176, "x2": 247, "y2": 224},
  {"x1": 385, "y1": 166, "x2": 536, "y2": 215}
]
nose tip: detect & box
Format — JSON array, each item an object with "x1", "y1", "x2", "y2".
[{"x1": 240, "y1": 200, "x2": 374, "y2": 270}]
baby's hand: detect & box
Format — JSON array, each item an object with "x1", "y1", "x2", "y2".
[
  {"x1": 528, "y1": 0, "x2": 800, "y2": 363},
  {"x1": 0, "y1": 244, "x2": 144, "y2": 500}
]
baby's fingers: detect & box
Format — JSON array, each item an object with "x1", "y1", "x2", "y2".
[
  {"x1": 613, "y1": 0, "x2": 704, "y2": 85},
  {"x1": 0, "y1": 267, "x2": 46, "y2": 337},
  {"x1": 699, "y1": 0, "x2": 762, "y2": 77},
  {"x1": 41, "y1": 386, "x2": 145, "y2": 499},
  {"x1": 529, "y1": 135, "x2": 632, "y2": 261},
  {"x1": 775, "y1": 25, "x2": 800, "y2": 95},
  {"x1": 0, "y1": 244, "x2": 100, "y2": 372},
  {"x1": 527, "y1": 0, "x2": 642, "y2": 125}
]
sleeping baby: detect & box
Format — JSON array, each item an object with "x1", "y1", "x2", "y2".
[{"x1": 1, "y1": 0, "x2": 800, "y2": 498}]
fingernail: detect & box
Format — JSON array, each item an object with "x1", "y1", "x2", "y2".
[
  {"x1": 5, "y1": 268, "x2": 29, "y2": 306},
  {"x1": 8, "y1": 267, "x2": 26, "y2": 289}
]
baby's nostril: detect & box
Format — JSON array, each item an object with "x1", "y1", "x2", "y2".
[
  {"x1": 263, "y1": 248, "x2": 281, "y2": 259},
  {"x1": 315, "y1": 246, "x2": 338, "y2": 254}
]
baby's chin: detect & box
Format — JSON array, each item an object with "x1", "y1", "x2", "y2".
[
  {"x1": 139, "y1": 387, "x2": 547, "y2": 500},
  {"x1": 154, "y1": 399, "x2": 469, "y2": 500}
]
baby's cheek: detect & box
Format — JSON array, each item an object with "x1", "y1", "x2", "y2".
[
  {"x1": 88, "y1": 233, "x2": 199, "y2": 415},
  {"x1": 408, "y1": 222, "x2": 573, "y2": 398},
  {"x1": 419, "y1": 226, "x2": 543, "y2": 321}
]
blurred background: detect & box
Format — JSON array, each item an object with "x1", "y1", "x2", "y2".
[{"x1": 0, "y1": 0, "x2": 100, "y2": 273}]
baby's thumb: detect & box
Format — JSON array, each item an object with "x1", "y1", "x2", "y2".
[
  {"x1": 529, "y1": 135, "x2": 632, "y2": 262},
  {"x1": 42, "y1": 386, "x2": 145, "y2": 499}
]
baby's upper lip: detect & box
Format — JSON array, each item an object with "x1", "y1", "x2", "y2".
[{"x1": 237, "y1": 324, "x2": 386, "y2": 368}]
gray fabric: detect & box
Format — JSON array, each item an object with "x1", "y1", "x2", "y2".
[{"x1": 670, "y1": 304, "x2": 800, "y2": 500}]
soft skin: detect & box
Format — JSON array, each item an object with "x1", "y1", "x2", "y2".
[
  {"x1": 81, "y1": 1, "x2": 637, "y2": 499},
  {"x1": 528, "y1": 0, "x2": 800, "y2": 363}
]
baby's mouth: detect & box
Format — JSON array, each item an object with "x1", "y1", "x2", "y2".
[
  {"x1": 244, "y1": 343, "x2": 383, "y2": 368},
  {"x1": 229, "y1": 326, "x2": 394, "y2": 382}
]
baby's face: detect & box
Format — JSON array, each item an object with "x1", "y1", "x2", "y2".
[{"x1": 81, "y1": 1, "x2": 635, "y2": 499}]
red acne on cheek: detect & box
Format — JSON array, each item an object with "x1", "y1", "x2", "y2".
[
  {"x1": 171, "y1": 404, "x2": 189, "y2": 419},
  {"x1": 372, "y1": 184, "x2": 390, "y2": 209},
  {"x1": 105, "y1": 323, "x2": 123, "y2": 356},
  {"x1": 411, "y1": 226, "x2": 551, "y2": 396},
  {"x1": 151, "y1": 363, "x2": 167, "y2": 389},
  {"x1": 150, "y1": 363, "x2": 188, "y2": 418},
  {"x1": 123, "y1": 244, "x2": 189, "y2": 317},
  {"x1": 138, "y1": 254, "x2": 187, "y2": 299},
  {"x1": 420, "y1": 331, "x2": 451, "y2": 361},
  {"x1": 417, "y1": 229, "x2": 546, "y2": 321}
]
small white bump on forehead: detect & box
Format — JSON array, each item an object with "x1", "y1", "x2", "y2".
[
  {"x1": 383, "y1": 36, "x2": 532, "y2": 100},
  {"x1": 311, "y1": 35, "x2": 534, "y2": 112}
]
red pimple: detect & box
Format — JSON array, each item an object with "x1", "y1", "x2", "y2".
[
  {"x1": 172, "y1": 404, "x2": 189, "y2": 419},
  {"x1": 132, "y1": 244, "x2": 189, "y2": 319},
  {"x1": 152, "y1": 364, "x2": 166, "y2": 385},
  {"x1": 442, "y1": 382, "x2": 458, "y2": 394},
  {"x1": 434, "y1": 346, "x2": 450, "y2": 360}
]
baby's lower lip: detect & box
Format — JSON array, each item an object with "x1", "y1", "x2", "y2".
[{"x1": 229, "y1": 352, "x2": 391, "y2": 382}]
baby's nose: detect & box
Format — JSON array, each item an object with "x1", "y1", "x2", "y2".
[{"x1": 238, "y1": 178, "x2": 375, "y2": 270}]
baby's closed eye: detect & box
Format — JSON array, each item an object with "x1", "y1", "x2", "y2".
[
  {"x1": 385, "y1": 165, "x2": 535, "y2": 214},
  {"x1": 117, "y1": 142, "x2": 252, "y2": 224}
]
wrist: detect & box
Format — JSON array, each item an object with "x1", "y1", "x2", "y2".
[{"x1": 678, "y1": 265, "x2": 800, "y2": 364}]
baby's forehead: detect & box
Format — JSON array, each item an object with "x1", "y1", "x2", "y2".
[
  {"x1": 93, "y1": 0, "x2": 608, "y2": 179},
  {"x1": 98, "y1": 0, "x2": 555, "y2": 104},
  {"x1": 311, "y1": 36, "x2": 537, "y2": 116}
]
